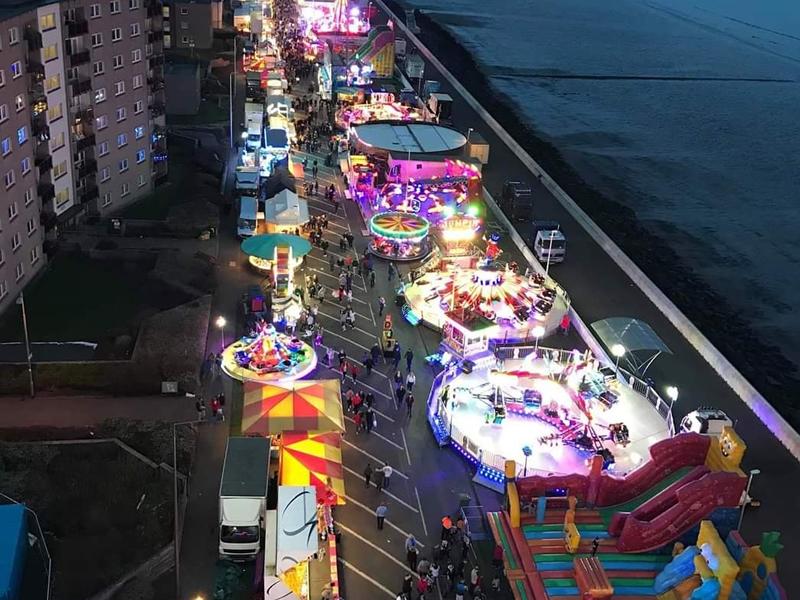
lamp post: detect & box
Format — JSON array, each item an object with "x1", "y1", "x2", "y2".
[
  {"x1": 229, "y1": 71, "x2": 235, "y2": 149},
  {"x1": 16, "y1": 293, "x2": 34, "y2": 398},
  {"x1": 216, "y1": 316, "x2": 227, "y2": 350},
  {"x1": 666, "y1": 386, "x2": 678, "y2": 434},
  {"x1": 522, "y1": 445, "x2": 532, "y2": 477},
  {"x1": 544, "y1": 230, "x2": 557, "y2": 276},
  {"x1": 737, "y1": 468, "x2": 760, "y2": 531},
  {"x1": 466, "y1": 127, "x2": 473, "y2": 144},
  {"x1": 532, "y1": 325, "x2": 546, "y2": 354},
  {"x1": 611, "y1": 344, "x2": 626, "y2": 376}
]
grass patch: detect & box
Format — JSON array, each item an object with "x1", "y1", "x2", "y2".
[
  {"x1": 118, "y1": 146, "x2": 193, "y2": 220},
  {"x1": 167, "y1": 96, "x2": 230, "y2": 126}
]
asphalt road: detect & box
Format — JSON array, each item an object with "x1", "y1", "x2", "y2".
[{"x1": 373, "y1": 0, "x2": 800, "y2": 590}]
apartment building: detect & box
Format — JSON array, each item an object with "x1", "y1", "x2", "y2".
[
  {"x1": 162, "y1": 0, "x2": 222, "y2": 50},
  {"x1": 0, "y1": 0, "x2": 167, "y2": 315}
]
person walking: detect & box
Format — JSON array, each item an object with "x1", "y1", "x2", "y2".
[
  {"x1": 376, "y1": 502, "x2": 388, "y2": 530},
  {"x1": 374, "y1": 465, "x2": 386, "y2": 492},
  {"x1": 369, "y1": 270, "x2": 376, "y2": 288},
  {"x1": 350, "y1": 363, "x2": 359, "y2": 383},
  {"x1": 326, "y1": 347, "x2": 335, "y2": 367},
  {"x1": 406, "y1": 393, "x2": 415, "y2": 418},
  {"x1": 405, "y1": 535, "x2": 419, "y2": 570},
  {"x1": 371, "y1": 343, "x2": 382, "y2": 365},
  {"x1": 388, "y1": 262, "x2": 396, "y2": 281},
  {"x1": 402, "y1": 574, "x2": 413, "y2": 597},
  {"x1": 364, "y1": 355, "x2": 374, "y2": 375},
  {"x1": 395, "y1": 384, "x2": 406, "y2": 410},
  {"x1": 365, "y1": 407, "x2": 375, "y2": 433},
  {"x1": 378, "y1": 296, "x2": 386, "y2": 316},
  {"x1": 406, "y1": 370, "x2": 416, "y2": 392},
  {"x1": 393, "y1": 345, "x2": 402, "y2": 369},
  {"x1": 381, "y1": 463, "x2": 393, "y2": 489},
  {"x1": 560, "y1": 313, "x2": 571, "y2": 336},
  {"x1": 405, "y1": 348, "x2": 414, "y2": 371}
]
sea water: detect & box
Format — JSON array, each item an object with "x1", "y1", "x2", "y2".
[{"x1": 402, "y1": 0, "x2": 800, "y2": 369}]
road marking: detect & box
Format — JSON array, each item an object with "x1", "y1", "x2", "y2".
[
  {"x1": 342, "y1": 466, "x2": 419, "y2": 513},
  {"x1": 340, "y1": 439, "x2": 409, "y2": 479},
  {"x1": 344, "y1": 495, "x2": 426, "y2": 546},
  {"x1": 345, "y1": 417, "x2": 405, "y2": 451},
  {"x1": 314, "y1": 307, "x2": 374, "y2": 330},
  {"x1": 414, "y1": 486, "x2": 429, "y2": 537},
  {"x1": 337, "y1": 523, "x2": 418, "y2": 575},
  {"x1": 400, "y1": 427, "x2": 412, "y2": 466},
  {"x1": 337, "y1": 558, "x2": 395, "y2": 598},
  {"x1": 321, "y1": 327, "x2": 372, "y2": 352},
  {"x1": 366, "y1": 287, "x2": 378, "y2": 326}
]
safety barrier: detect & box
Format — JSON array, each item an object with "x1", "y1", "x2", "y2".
[{"x1": 376, "y1": 0, "x2": 800, "y2": 460}]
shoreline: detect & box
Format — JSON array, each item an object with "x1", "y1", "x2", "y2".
[{"x1": 385, "y1": 0, "x2": 800, "y2": 427}]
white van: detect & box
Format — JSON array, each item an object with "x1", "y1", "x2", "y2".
[
  {"x1": 679, "y1": 408, "x2": 733, "y2": 436},
  {"x1": 235, "y1": 167, "x2": 260, "y2": 196},
  {"x1": 534, "y1": 228, "x2": 566, "y2": 265},
  {"x1": 237, "y1": 196, "x2": 259, "y2": 238}
]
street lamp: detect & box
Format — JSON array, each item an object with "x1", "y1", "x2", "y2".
[
  {"x1": 544, "y1": 230, "x2": 557, "y2": 277},
  {"x1": 532, "y1": 325, "x2": 546, "y2": 354},
  {"x1": 611, "y1": 344, "x2": 626, "y2": 376},
  {"x1": 666, "y1": 386, "x2": 678, "y2": 433},
  {"x1": 737, "y1": 468, "x2": 760, "y2": 531},
  {"x1": 229, "y1": 71, "x2": 235, "y2": 148},
  {"x1": 16, "y1": 293, "x2": 34, "y2": 398},
  {"x1": 466, "y1": 127, "x2": 474, "y2": 143},
  {"x1": 216, "y1": 316, "x2": 227, "y2": 350}
]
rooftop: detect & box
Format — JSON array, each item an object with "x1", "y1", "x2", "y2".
[{"x1": 353, "y1": 121, "x2": 467, "y2": 155}]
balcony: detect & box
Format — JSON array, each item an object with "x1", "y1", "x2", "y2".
[
  {"x1": 148, "y1": 30, "x2": 164, "y2": 43},
  {"x1": 71, "y1": 78, "x2": 92, "y2": 95},
  {"x1": 40, "y1": 210, "x2": 58, "y2": 231},
  {"x1": 69, "y1": 50, "x2": 90, "y2": 68},
  {"x1": 32, "y1": 115, "x2": 50, "y2": 140},
  {"x1": 148, "y1": 55, "x2": 164, "y2": 68},
  {"x1": 26, "y1": 58, "x2": 45, "y2": 78},
  {"x1": 77, "y1": 159, "x2": 97, "y2": 179},
  {"x1": 81, "y1": 185, "x2": 99, "y2": 203},
  {"x1": 147, "y1": 76, "x2": 165, "y2": 91},
  {"x1": 66, "y1": 19, "x2": 89, "y2": 37},
  {"x1": 38, "y1": 183, "x2": 55, "y2": 203},
  {"x1": 36, "y1": 154, "x2": 53, "y2": 174},
  {"x1": 24, "y1": 26, "x2": 43, "y2": 51},
  {"x1": 146, "y1": 0, "x2": 163, "y2": 18},
  {"x1": 29, "y1": 87, "x2": 48, "y2": 117},
  {"x1": 76, "y1": 134, "x2": 96, "y2": 151},
  {"x1": 149, "y1": 102, "x2": 165, "y2": 117}
]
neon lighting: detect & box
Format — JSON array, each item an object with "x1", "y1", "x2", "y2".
[{"x1": 369, "y1": 212, "x2": 430, "y2": 241}]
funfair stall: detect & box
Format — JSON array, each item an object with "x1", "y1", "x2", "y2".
[{"x1": 368, "y1": 212, "x2": 432, "y2": 261}]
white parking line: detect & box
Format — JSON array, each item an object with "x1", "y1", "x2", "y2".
[
  {"x1": 344, "y1": 495, "x2": 426, "y2": 546},
  {"x1": 342, "y1": 466, "x2": 419, "y2": 513},
  {"x1": 337, "y1": 523, "x2": 418, "y2": 575},
  {"x1": 414, "y1": 487, "x2": 429, "y2": 537},
  {"x1": 315, "y1": 306, "x2": 373, "y2": 328},
  {"x1": 337, "y1": 558, "x2": 395, "y2": 598},
  {"x1": 345, "y1": 417, "x2": 405, "y2": 451},
  {"x1": 400, "y1": 428, "x2": 412, "y2": 466},
  {"x1": 323, "y1": 327, "x2": 372, "y2": 352},
  {"x1": 340, "y1": 439, "x2": 409, "y2": 480}
]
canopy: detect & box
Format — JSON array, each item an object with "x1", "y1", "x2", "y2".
[
  {"x1": 276, "y1": 486, "x2": 318, "y2": 574},
  {"x1": 243, "y1": 380, "x2": 345, "y2": 435},
  {"x1": 240, "y1": 234, "x2": 312, "y2": 260},
  {"x1": 590, "y1": 317, "x2": 672, "y2": 375},
  {"x1": 281, "y1": 431, "x2": 345, "y2": 505},
  {"x1": 265, "y1": 190, "x2": 309, "y2": 227}
]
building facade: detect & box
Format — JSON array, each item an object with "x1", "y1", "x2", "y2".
[
  {"x1": 163, "y1": 0, "x2": 221, "y2": 50},
  {"x1": 0, "y1": 0, "x2": 167, "y2": 315}
]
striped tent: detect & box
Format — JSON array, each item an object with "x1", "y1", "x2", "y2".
[
  {"x1": 242, "y1": 380, "x2": 344, "y2": 436},
  {"x1": 280, "y1": 431, "x2": 345, "y2": 505}
]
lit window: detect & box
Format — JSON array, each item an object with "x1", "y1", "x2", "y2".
[
  {"x1": 131, "y1": 49, "x2": 142, "y2": 63},
  {"x1": 55, "y1": 188, "x2": 69, "y2": 207},
  {"x1": 96, "y1": 115, "x2": 108, "y2": 130},
  {"x1": 133, "y1": 74, "x2": 143, "y2": 88},
  {"x1": 136, "y1": 149, "x2": 146, "y2": 163},
  {"x1": 45, "y1": 74, "x2": 61, "y2": 92},
  {"x1": 130, "y1": 22, "x2": 140, "y2": 37},
  {"x1": 111, "y1": 27, "x2": 122, "y2": 42},
  {"x1": 95, "y1": 88, "x2": 107, "y2": 103},
  {"x1": 14, "y1": 95, "x2": 24, "y2": 111},
  {"x1": 50, "y1": 132, "x2": 65, "y2": 152},
  {"x1": 0, "y1": 138, "x2": 10, "y2": 156},
  {"x1": 8, "y1": 27, "x2": 19, "y2": 44},
  {"x1": 17, "y1": 126, "x2": 27, "y2": 145},
  {"x1": 114, "y1": 81, "x2": 125, "y2": 95},
  {"x1": 39, "y1": 13, "x2": 56, "y2": 31},
  {"x1": 121, "y1": 182, "x2": 130, "y2": 196},
  {"x1": 47, "y1": 103, "x2": 63, "y2": 122},
  {"x1": 53, "y1": 160, "x2": 68, "y2": 179},
  {"x1": 100, "y1": 166, "x2": 110, "y2": 181},
  {"x1": 113, "y1": 54, "x2": 123, "y2": 69},
  {"x1": 98, "y1": 141, "x2": 109, "y2": 156},
  {"x1": 90, "y1": 3, "x2": 101, "y2": 18},
  {"x1": 116, "y1": 107, "x2": 127, "y2": 121},
  {"x1": 102, "y1": 192, "x2": 112, "y2": 206},
  {"x1": 117, "y1": 133, "x2": 127, "y2": 147},
  {"x1": 20, "y1": 158, "x2": 30, "y2": 176},
  {"x1": 134, "y1": 125, "x2": 145, "y2": 138},
  {"x1": 10, "y1": 61, "x2": 22, "y2": 79},
  {"x1": 134, "y1": 100, "x2": 143, "y2": 114},
  {"x1": 43, "y1": 44, "x2": 58, "y2": 62},
  {"x1": 91, "y1": 33, "x2": 103, "y2": 47}
]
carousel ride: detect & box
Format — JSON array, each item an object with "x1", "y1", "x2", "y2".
[
  {"x1": 368, "y1": 211, "x2": 431, "y2": 261},
  {"x1": 221, "y1": 320, "x2": 317, "y2": 384}
]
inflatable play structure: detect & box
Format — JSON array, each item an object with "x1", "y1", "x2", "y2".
[
  {"x1": 487, "y1": 429, "x2": 787, "y2": 600},
  {"x1": 350, "y1": 25, "x2": 395, "y2": 78}
]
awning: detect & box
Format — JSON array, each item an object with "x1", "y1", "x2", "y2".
[
  {"x1": 281, "y1": 431, "x2": 345, "y2": 505},
  {"x1": 243, "y1": 380, "x2": 344, "y2": 435},
  {"x1": 275, "y1": 485, "x2": 318, "y2": 575},
  {"x1": 590, "y1": 317, "x2": 672, "y2": 375},
  {"x1": 240, "y1": 234, "x2": 312, "y2": 261},
  {"x1": 265, "y1": 189, "x2": 309, "y2": 227}
]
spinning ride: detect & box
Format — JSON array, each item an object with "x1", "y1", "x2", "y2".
[
  {"x1": 220, "y1": 321, "x2": 317, "y2": 383},
  {"x1": 368, "y1": 211, "x2": 431, "y2": 261}
]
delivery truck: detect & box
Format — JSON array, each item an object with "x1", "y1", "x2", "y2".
[
  {"x1": 245, "y1": 102, "x2": 264, "y2": 152},
  {"x1": 218, "y1": 437, "x2": 270, "y2": 560}
]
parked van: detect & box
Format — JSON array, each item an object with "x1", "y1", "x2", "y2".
[{"x1": 237, "y1": 196, "x2": 259, "y2": 238}]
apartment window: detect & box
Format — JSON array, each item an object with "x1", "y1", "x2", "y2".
[
  {"x1": 114, "y1": 81, "x2": 125, "y2": 95},
  {"x1": 47, "y1": 103, "x2": 63, "y2": 123},
  {"x1": 130, "y1": 22, "x2": 140, "y2": 37},
  {"x1": 53, "y1": 160, "x2": 67, "y2": 179},
  {"x1": 180, "y1": 22, "x2": 188, "y2": 30},
  {"x1": 116, "y1": 107, "x2": 127, "y2": 121},
  {"x1": 93, "y1": 60, "x2": 105, "y2": 75},
  {"x1": 137, "y1": 173, "x2": 146, "y2": 187},
  {"x1": 90, "y1": 3, "x2": 101, "y2": 18},
  {"x1": 96, "y1": 114, "x2": 108, "y2": 130},
  {"x1": 8, "y1": 202, "x2": 18, "y2": 220},
  {"x1": 94, "y1": 89, "x2": 106, "y2": 105},
  {"x1": 134, "y1": 100, "x2": 143, "y2": 114},
  {"x1": 117, "y1": 133, "x2": 127, "y2": 147},
  {"x1": 0, "y1": 70, "x2": 4, "y2": 86},
  {"x1": 20, "y1": 158, "x2": 30, "y2": 176},
  {"x1": 8, "y1": 27, "x2": 19, "y2": 44},
  {"x1": 136, "y1": 149, "x2": 145, "y2": 163},
  {"x1": 0, "y1": 104, "x2": 7, "y2": 122},
  {"x1": 164, "y1": 34, "x2": 170, "y2": 49},
  {"x1": 181, "y1": 36, "x2": 189, "y2": 44},
  {"x1": 30, "y1": 246, "x2": 40, "y2": 265},
  {"x1": 102, "y1": 192, "x2": 112, "y2": 206},
  {"x1": 12, "y1": 232, "x2": 21, "y2": 251},
  {"x1": 110, "y1": 0, "x2": 121, "y2": 13},
  {"x1": 14, "y1": 95, "x2": 24, "y2": 111},
  {"x1": 91, "y1": 32, "x2": 103, "y2": 47},
  {"x1": 43, "y1": 44, "x2": 58, "y2": 62},
  {"x1": 10, "y1": 61, "x2": 22, "y2": 79},
  {"x1": 27, "y1": 218, "x2": 37, "y2": 236},
  {"x1": 129, "y1": 0, "x2": 140, "y2": 8},
  {"x1": 17, "y1": 127, "x2": 27, "y2": 145},
  {"x1": 121, "y1": 182, "x2": 130, "y2": 196},
  {"x1": 50, "y1": 131, "x2": 65, "y2": 151},
  {"x1": 131, "y1": 48, "x2": 142, "y2": 63},
  {"x1": 98, "y1": 140, "x2": 109, "y2": 156},
  {"x1": 180, "y1": 7, "x2": 188, "y2": 15},
  {"x1": 1, "y1": 138, "x2": 10, "y2": 156},
  {"x1": 134, "y1": 125, "x2": 145, "y2": 138},
  {"x1": 113, "y1": 54, "x2": 123, "y2": 69},
  {"x1": 39, "y1": 13, "x2": 56, "y2": 31},
  {"x1": 133, "y1": 74, "x2": 143, "y2": 89},
  {"x1": 119, "y1": 158, "x2": 129, "y2": 172},
  {"x1": 0, "y1": 280, "x2": 7, "y2": 300},
  {"x1": 111, "y1": 27, "x2": 122, "y2": 42},
  {"x1": 15, "y1": 262, "x2": 24, "y2": 281},
  {"x1": 0, "y1": 250, "x2": 4, "y2": 267},
  {"x1": 100, "y1": 166, "x2": 110, "y2": 181},
  {"x1": 4, "y1": 170, "x2": 15, "y2": 188},
  {"x1": 45, "y1": 74, "x2": 61, "y2": 92}
]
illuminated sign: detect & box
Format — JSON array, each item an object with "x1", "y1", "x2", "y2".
[{"x1": 441, "y1": 215, "x2": 480, "y2": 242}]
